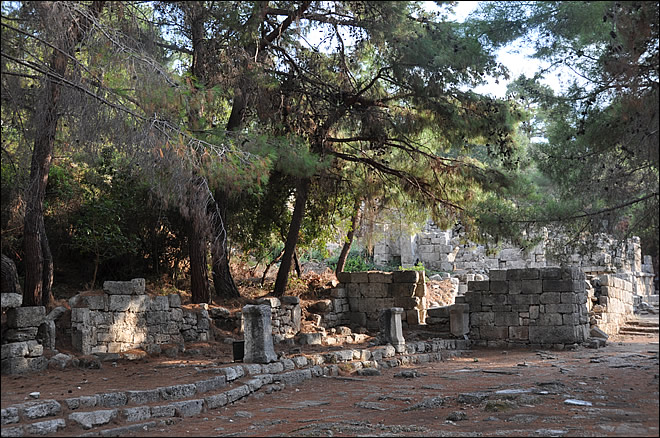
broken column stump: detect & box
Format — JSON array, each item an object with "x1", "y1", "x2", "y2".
[
  {"x1": 379, "y1": 307, "x2": 406, "y2": 353},
  {"x1": 242, "y1": 304, "x2": 277, "y2": 363}
]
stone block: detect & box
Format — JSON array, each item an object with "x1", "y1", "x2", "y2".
[
  {"x1": 470, "y1": 312, "x2": 494, "y2": 327},
  {"x1": 507, "y1": 268, "x2": 540, "y2": 280},
  {"x1": 257, "y1": 297, "x2": 280, "y2": 308},
  {"x1": 24, "y1": 418, "x2": 66, "y2": 435},
  {"x1": 6, "y1": 306, "x2": 45, "y2": 329},
  {"x1": 149, "y1": 296, "x2": 170, "y2": 311},
  {"x1": 488, "y1": 270, "x2": 507, "y2": 281},
  {"x1": 391, "y1": 270, "x2": 418, "y2": 283},
  {"x1": 543, "y1": 280, "x2": 574, "y2": 292},
  {"x1": 103, "y1": 278, "x2": 145, "y2": 295},
  {"x1": 83, "y1": 295, "x2": 106, "y2": 310},
  {"x1": 378, "y1": 308, "x2": 405, "y2": 348},
  {"x1": 520, "y1": 280, "x2": 542, "y2": 295},
  {"x1": 494, "y1": 312, "x2": 520, "y2": 327},
  {"x1": 537, "y1": 313, "x2": 563, "y2": 326},
  {"x1": 426, "y1": 306, "x2": 450, "y2": 318},
  {"x1": 159, "y1": 384, "x2": 197, "y2": 401},
  {"x1": 479, "y1": 326, "x2": 508, "y2": 340},
  {"x1": 225, "y1": 385, "x2": 250, "y2": 403},
  {"x1": 150, "y1": 405, "x2": 176, "y2": 418},
  {"x1": 541, "y1": 267, "x2": 562, "y2": 279},
  {"x1": 108, "y1": 295, "x2": 132, "y2": 312},
  {"x1": 96, "y1": 392, "x2": 127, "y2": 408},
  {"x1": 545, "y1": 303, "x2": 577, "y2": 314},
  {"x1": 540, "y1": 292, "x2": 561, "y2": 304},
  {"x1": 529, "y1": 325, "x2": 585, "y2": 344},
  {"x1": 368, "y1": 272, "x2": 392, "y2": 283},
  {"x1": 168, "y1": 294, "x2": 182, "y2": 308},
  {"x1": 126, "y1": 389, "x2": 160, "y2": 405},
  {"x1": 490, "y1": 281, "x2": 509, "y2": 294},
  {"x1": 16, "y1": 399, "x2": 61, "y2": 419},
  {"x1": 389, "y1": 283, "x2": 416, "y2": 298},
  {"x1": 349, "y1": 272, "x2": 369, "y2": 283},
  {"x1": 508, "y1": 326, "x2": 529, "y2": 340},
  {"x1": 467, "y1": 280, "x2": 489, "y2": 291},
  {"x1": 1, "y1": 293, "x2": 22, "y2": 309},
  {"x1": 123, "y1": 406, "x2": 151, "y2": 423},
  {"x1": 169, "y1": 399, "x2": 204, "y2": 417},
  {"x1": 450, "y1": 304, "x2": 469, "y2": 337},
  {"x1": 508, "y1": 295, "x2": 537, "y2": 305},
  {"x1": 205, "y1": 392, "x2": 228, "y2": 409},
  {"x1": 69, "y1": 409, "x2": 118, "y2": 429}
]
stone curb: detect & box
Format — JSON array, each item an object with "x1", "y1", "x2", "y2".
[{"x1": 0, "y1": 338, "x2": 468, "y2": 437}]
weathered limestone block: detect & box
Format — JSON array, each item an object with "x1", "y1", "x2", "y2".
[
  {"x1": 6, "y1": 306, "x2": 45, "y2": 328},
  {"x1": 1, "y1": 293, "x2": 22, "y2": 309},
  {"x1": 379, "y1": 308, "x2": 405, "y2": 352},
  {"x1": 450, "y1": 304, "x2": 469, "y2": 337},
  {"x1": 103, "y1": 278, "x2": 145, "y2": 295},
  {"x1": 242, "y1": 304, "x2": 277, "y2": 364}
]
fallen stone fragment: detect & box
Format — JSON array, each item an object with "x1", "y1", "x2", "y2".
[
  {"x1": 354, "y1": 401, "x2": 389, "y2": 411},
  {"x1": 447, "y1": 411, "x2": 467, "y2": 421},
  {"x1": 393, "y1": 369, "x2": 419, "y2": 378},
  {"x1": 564, "y1": 399, "x2": 592, "y2": 406},
  {"x1": 357, "y1": 368, "x2": 381, "y2": 376}
]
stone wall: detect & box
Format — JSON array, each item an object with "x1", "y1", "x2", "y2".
[
  {"x1": 462, "y1": 267, "x2": 590, "y2": 348},
  {"x1": 70, "y1": 279, "x2": 211, "y2": 356},
  {"x1": 374, "y1": 222, "x2": 656, "y2": 304},
  {"x1": 236, "y1": 296, "x2": 302, "y2": 343},
  {"x1": 589, "y1": 274, "x2": 635, "y2": 336},
  {"x1": 1, "y1": 307, "x2": 47, "y2": 374},
  {"x1": 315, "y1": 271, "x2": 427, "y2": 331}
]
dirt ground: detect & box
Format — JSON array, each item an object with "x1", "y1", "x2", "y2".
[{"x1": 2, "y1": 324, "x2": 657, "y2": 437}]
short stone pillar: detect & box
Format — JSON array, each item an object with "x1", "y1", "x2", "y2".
[
  {"x1": 450, "y1": 303, "x2": 469, "y2": 337},
  {"x1": 242, "y1": 304, "x2": 277, "y2": 364},
  {"x1": 379, "y1": 307, "x2": 405, "y2": 353}
]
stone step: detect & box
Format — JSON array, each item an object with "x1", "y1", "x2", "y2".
[
  {"x1": 625, "y1": 320, "x2": 659, "y2": 328},
  {"x1": 619, "y1": 326, "x2": 659, "y2": 335}
]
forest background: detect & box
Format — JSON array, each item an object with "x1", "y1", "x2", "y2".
[{"x1": 1, "y1": 1, "x2": 657, "y2": 308}]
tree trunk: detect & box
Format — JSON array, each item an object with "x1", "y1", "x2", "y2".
[
  {"x1": 211, "y1": 240, "x2": 240, "y2": 300},
  {"x1": 23, "y1": 47, "x2": 63, "y2": 307},
  {"x1": 293, "y1": 250, "x2": 302, "y2": 278},
  {"x1": 182, "y1": 2, "x2": 213, "y2": 305},
  {"x1": 273, "y1": 178, "x2": 311, "y2": 297},
  {"x1": 188, "y1": 217, "x2": 210, "y2": 304},
  {"x1": 336, "y1": 198, "x2": 362, "y2": 276},
  {"x1": 261, "y1": 247, "x2": 285, "y2": 286},
  {"x1": 23, "y1": 1, "x2": 105, "y2": 307},
  {"x1": 211, "y1": 190, "x2": 240, "y2": 299},
  {"x1": 40, "y1": 216, "x2": 54, "y2": 307}
]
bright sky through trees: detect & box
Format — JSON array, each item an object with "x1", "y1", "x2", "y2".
[{"x1": 448, "y1": 1, "x2": 574, "y2": 98}]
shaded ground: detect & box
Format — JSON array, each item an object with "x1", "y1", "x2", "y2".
[{"x1": 2, "y1": 322, "x2": 656, "y2": 437}]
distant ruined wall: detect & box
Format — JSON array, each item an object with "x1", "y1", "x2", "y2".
[
  {"x1": 374, "y1": 222, "x2": 656, "y2": 300},
  {"x1": 311, "y1": 271, "x2": 427, "y2": 331}
]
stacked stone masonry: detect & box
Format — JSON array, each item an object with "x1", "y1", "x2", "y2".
[
  {"x1": 327, "y1": 270, "x2": 427, "y2": 331},
  {"x1": 70, "y1": 279, "x2": 211, "y2": 356},
  {"x1": 589, "y1": 274, "x2": 635, "y2": 336},
  {"x1": 462, "y1": 267, "x2": 590, "y2": 348},
  {"x1": 1, "y1": 306, "x2": 48, "y2": 375}
]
